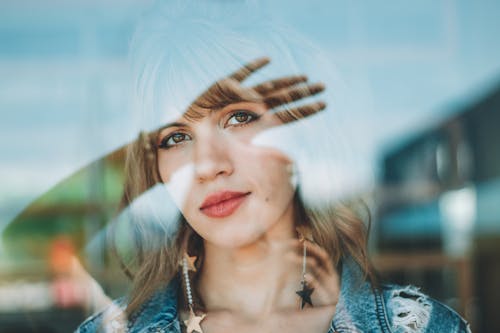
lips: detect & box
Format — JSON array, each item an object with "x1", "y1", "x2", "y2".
[{"x1": 200, "y1": 191, "x2": 250, "y2": 218}]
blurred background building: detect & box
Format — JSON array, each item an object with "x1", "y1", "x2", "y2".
[
  {"x1": 1, "y1": 0, "x2": 500, "y2": 332},
  {"x1": 374, "y1": 83, "x2": 500, "y2": 332}
]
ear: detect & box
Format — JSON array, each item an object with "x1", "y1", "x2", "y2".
[{"x1": 296, "y1": 225, "x2": 314, "y2": 243}]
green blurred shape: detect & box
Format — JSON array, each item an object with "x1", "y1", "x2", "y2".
[{"x1": 2, "y1": 146, "x2": 127, "y2": 262}]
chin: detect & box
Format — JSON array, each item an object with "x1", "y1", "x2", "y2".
[{"x1": 208, "y1": 229, "x2": 265, "y2": 249}]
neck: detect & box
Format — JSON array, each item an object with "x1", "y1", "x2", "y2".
[{"x1": 196, "y1": 207, "x2": 301, "y2": 319}]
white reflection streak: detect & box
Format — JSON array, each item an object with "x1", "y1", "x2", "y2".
[
  {"x1": 164, "y1": 163, "x2": 195, "y2": 211},
  {"x1": 439, "y1": 186, "x2": 476, "y2": 257}
]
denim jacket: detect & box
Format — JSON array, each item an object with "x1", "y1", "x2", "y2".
[{"x1": 76, "y1": 258, "x2": 471, "y2": 333}]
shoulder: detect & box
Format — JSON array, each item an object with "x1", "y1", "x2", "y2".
[
  {"x1": 380, "y1": 284, "x2": 471, "y2": 333},
  {"x1": 75, "y1": 297, "x2": 128, "y2": 333},
  {"x1": 75, "y1": 280, "x2": 181, "y2": 333}
]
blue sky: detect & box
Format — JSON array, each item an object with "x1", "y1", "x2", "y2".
[{"x1": 1, "y1": 0, "x2": 500, "y2": 227}]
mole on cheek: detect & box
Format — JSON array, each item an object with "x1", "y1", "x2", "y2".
[{"x1": 265, "y1": 197, "x2": 269, "y2": 202}]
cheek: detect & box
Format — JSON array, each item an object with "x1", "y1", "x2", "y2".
[
  {"x1": 157, "y1": 150, "x2": 191, "y2": 183},
  {"x1": 157, "y1": 154, "x2": 173, "y2": 182},
  {"x1": 247, "y1": 149, "x2": 296, "y2": 203}
]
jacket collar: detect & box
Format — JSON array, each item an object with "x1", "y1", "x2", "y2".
[
  {"x1": 131, "y1": 277, "x2": 182, "y2": 332},
  {"x1": 332, "y1": 258, "x2": 382, "y2": 332},
  {"x1": 136, "y1": 258, "x2": 381, "y2": 333}
]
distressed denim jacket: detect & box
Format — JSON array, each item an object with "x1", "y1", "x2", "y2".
[{"x1": 76, "y1": 258, "x2": 471, "y2": 333}]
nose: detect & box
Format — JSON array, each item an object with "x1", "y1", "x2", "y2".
[{"x1": 193, "y1": 128, "x2": 234, "y2": 183}]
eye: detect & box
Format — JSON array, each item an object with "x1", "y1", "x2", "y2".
[
  {"x1": 225, "y1": 110, "x2": 260, "y2": 127},
  {"x1": 158, "y1": 132, "x2": 192, "y2": 150}
]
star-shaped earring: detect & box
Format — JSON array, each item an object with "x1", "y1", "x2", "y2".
[
  {"x1": 296, "y1": 281, "x2": 314, "y2": 309},
  {"x1": 184, "y1": 307, "x2": 206, "y2": 333},
  {"x1": 179, "y1": 253, "x2": 197, "y2": 272},
  {"x1": 295, "y1": 225, "x2": 314, "y2": 309}
]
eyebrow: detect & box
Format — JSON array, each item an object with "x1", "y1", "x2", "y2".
[
  {"x1": 184, "y1": 79, "x2": 262, "y2": 121},
  {"x1": 157, "y1": 121, "x2": 189, "y2": 132},
  {"x1": 156, "y1": 80, "x2": 262, "y2": 134},
  {"x1": 157, "y1": 98, "x2": 261, "y2": 134},
  {"x1": 155, "y1": 106, "x2": 233, "y2": 137}
]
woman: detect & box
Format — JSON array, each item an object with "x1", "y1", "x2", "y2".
[{"x1": 77, "y1": 1, "x2": 470, "y2": 332}]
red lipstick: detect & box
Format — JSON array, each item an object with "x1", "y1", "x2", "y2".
[{"x1": 200, "y1": 191, "x2": 250, "y2": 218}]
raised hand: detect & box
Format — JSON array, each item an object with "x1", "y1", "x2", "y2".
[{"x1": 185, "y1": 56, "x2": 327, "y2": 125}]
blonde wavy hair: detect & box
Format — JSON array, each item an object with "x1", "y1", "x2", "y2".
[{"x1": 114, "y1": 0, "x2": 375, "y2": 316}]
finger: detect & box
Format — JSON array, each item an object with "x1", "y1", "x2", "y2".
[
  {"x1": 273, "y1": 101, "x2": 326, "y2": 123},
  {"x1": 302, "y1": 261, "x2": 340, "y2": 302},
  {"x1": 303, "y1": 256, "x2": 332, "y2": 283},
  {"x1": 303, "y1": 240, "x2": 335, "y2": 273},
  {"x1": 303, "y1": 273, "x2": 339, "y2": 307},
  {"x1": 286, "y1": 242, "x2": 335, "y2": 281},
  {"x1": 228, "y1": 57, "x2": 271, "y2": 82},
  {"x1": 264, "y1": 82, "x2": 325, "y2": 109},
  {"x1": 252, "y1": 75, "x2": 308, "y2": 95},
  {"x1": 192, "y1": 78, "x2": 261, "y2": 110},
  {"x1": 281, "y1": 238, "x2": 330, "y2": 265},
  {"x1": 305, "y1": 257, "x2": 329, "y2": 280}
]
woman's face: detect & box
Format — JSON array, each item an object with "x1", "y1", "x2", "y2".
[{"x1": 156, "y1": 101, "x2": 297, "y2": 248}]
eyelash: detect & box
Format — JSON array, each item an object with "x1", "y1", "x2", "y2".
[{"x1": 157, "y1": 110, "x2": 260, "y2": 150}]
